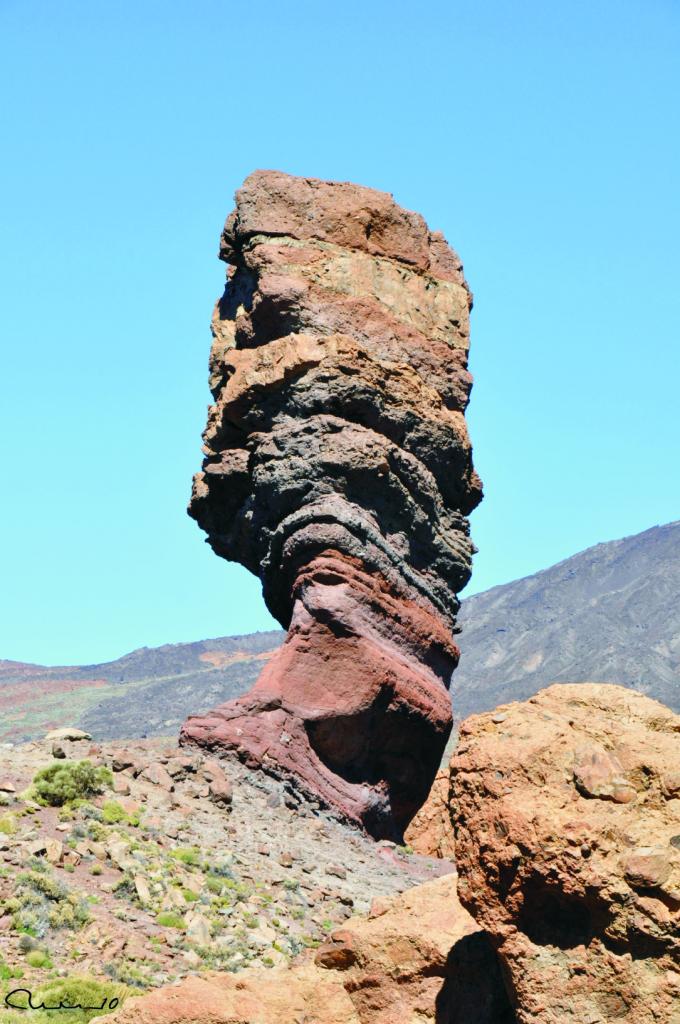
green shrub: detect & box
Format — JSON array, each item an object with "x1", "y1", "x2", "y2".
[
  {"x1": 210, "y1": 861, "x2": 235, "y2": 879},
  {"x1": 205, "y1": 876, "x2": 223, "y2": 894},
  {"x1": 169, "y1": 847, "x2": 200, "y2": 866},
  {"x1": 156, "y1": 912, "x2": 185, "y2": 929},
  {"x1": 103, "y1": 960, "x2": 149, "y2": 990},
  {"x1": 86, "y1": 820, "x2": 108, "y2": 842},
  {"x1": 25, "y1": 949, "x2": 52, "y2": 968},
  {"x1": 0, "y1": 955, "x2": 23, "y2": 981},
  {"x1": 12, "y1": 871, "x2": 90, "y2": 937},
  {"x1": 31, "y1": 761, "x2": 112, "y2": 807},
  {"x1": 48, "y1": 898, "x2": 89, "y2": 930},
  {"x1": 101, "y1": 800, "x2": 126, "y2": 824},
  {"x1": 78, "y1": 802, "x2": 104, "y2": 821},
  {"x1": 0, "y1": 814, "x2": 16, "y2": 835},
  {"x1": 112, "y1": 875, "x2": 137, "y2": 900}
]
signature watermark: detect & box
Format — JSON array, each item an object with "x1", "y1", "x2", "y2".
[{"x1": 4, "y1": 988, "x2": 120, "y2": 1012}]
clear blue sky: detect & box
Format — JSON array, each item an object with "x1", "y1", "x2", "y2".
[{"x1": 1, "y1": 1, "x2": 678, "y2": 665}]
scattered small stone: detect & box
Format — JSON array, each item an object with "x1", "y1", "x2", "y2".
[
  {"x1": 113, "y1": 776, "x2": 131, "y2": 795},
  {"x1": 45, "y1": 727, "x2": 91, "y2": 742},
  {"x1": 573, "y1": 745, "x2": 637, "y2": 803},
  {"x1": 661, "y1": 771, "x2": 680, "y2": 798},
  {"x1": 134, "y1": 874, "x2": 153, "y2": 905},
  {"x1": 27, "y1": 838, "x2": 48, "y2": 857},
  {"x1": 185, "y1": 912, "x2": 211, "y2": 946},
  {"x1": 624, "y1": 847, "x2": 672, "y2": 890},
  {"x1": 140, "y1": 763, "x2": 175, "y2": 791},
  {"x1": 111, "y1": 751, "x2": 139, "y2": 772},
  {"x1": 201, "y1": 761, "x2": 234, "y2": 808}
]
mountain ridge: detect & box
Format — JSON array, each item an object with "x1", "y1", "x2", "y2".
[{"x1": 2, "y1": 521, "x2": 677, "y2": 741}]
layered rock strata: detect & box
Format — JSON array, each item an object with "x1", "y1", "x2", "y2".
[
  {"x1": 181, "y1": 170, "x2": 481, "y2": 839},
  {"x1": 452, "y1": 683, "x2": 680, "y2": 1024}
]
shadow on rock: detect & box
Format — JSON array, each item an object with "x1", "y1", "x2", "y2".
[{"x1": 436, "y1": 931, "x2": 516, "y2": 1024}]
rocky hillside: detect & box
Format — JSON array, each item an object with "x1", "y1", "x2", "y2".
[
  {"x1": 453, "y1": 519, "x2": 680, "y2": 716},
  {"x1": 0, "y1": 633, "x2": 284, "y2": 744},
  {"x1": 0, "y1": 731, "x2": 452, "y2": 1014}
]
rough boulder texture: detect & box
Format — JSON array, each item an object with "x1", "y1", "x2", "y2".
[
  {"x1": 182, "y1": 170, "x2": 482, "y2": 839},
  {"x1": 405, "y1": 766, "x2": 455, "y2": 859},
  {"x1": 452, "y1": 683, "x2": 680, "y2": 1024}
]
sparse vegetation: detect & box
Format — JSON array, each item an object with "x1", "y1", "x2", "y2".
[
  {"x1": 5, "y1": 976, "x2": 131, "y2": 1023},
  {"x1": 101, "y1": 800, "x2": 126, "y2": 824},
  {"x1": 11, "y1": 870, "x2": 90, "y2": 937},
  {"x1": 169, "y1": 847, "x2": 200, "y2": 867},
  {"x1": 156, "y1": 912, "x2": 185, "y2": 929},
  {"x1": 0, "y1": 735, "x2": 395, "y2": 994},
  {"x1": 0, "y1": 956, "x2": 23, "y2": 982},
  {"x1": 24, "y1": 949, "x2": 52, "y2": 969}
]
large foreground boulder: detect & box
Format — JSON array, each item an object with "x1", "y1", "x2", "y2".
[
  {"x1": 405, "y1": 767, "x2": 455, "y2": 859},
  {"x1": 93, "y1": 874, "x2": 513, "y2": 1024},
  {"x1": 182, "y1": 170, "x2": 482, "y2": 839},
  {"x1": 452, "y1": 683, "x2": 680, "y2": 1024}
]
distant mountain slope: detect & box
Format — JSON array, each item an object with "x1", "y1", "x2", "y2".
[
  {"x1": 2, "y1": 522, "x2": 678, "y2": 742},
  {"x1": 453, "y1": 520, "x2": 680, "y2": 717},
  {"x1": 0, "y1": 631, "x2": 284, "y2": 742}
]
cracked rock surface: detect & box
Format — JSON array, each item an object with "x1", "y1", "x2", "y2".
[{"x1": 451, "y1": 683, "x2": 680, "y2": 1024}]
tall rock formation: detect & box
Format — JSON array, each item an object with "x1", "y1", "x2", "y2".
[
  {"x1": 452, "y1": 684, "x2": 680, "y2": 1024},
  {"x1": 181, "y1": 171, "x2": 482, "y2": 839}
]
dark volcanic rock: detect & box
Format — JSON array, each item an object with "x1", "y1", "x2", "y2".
[{"x1": 181, "y1": 170, "x2": 482, "y2": 838}]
